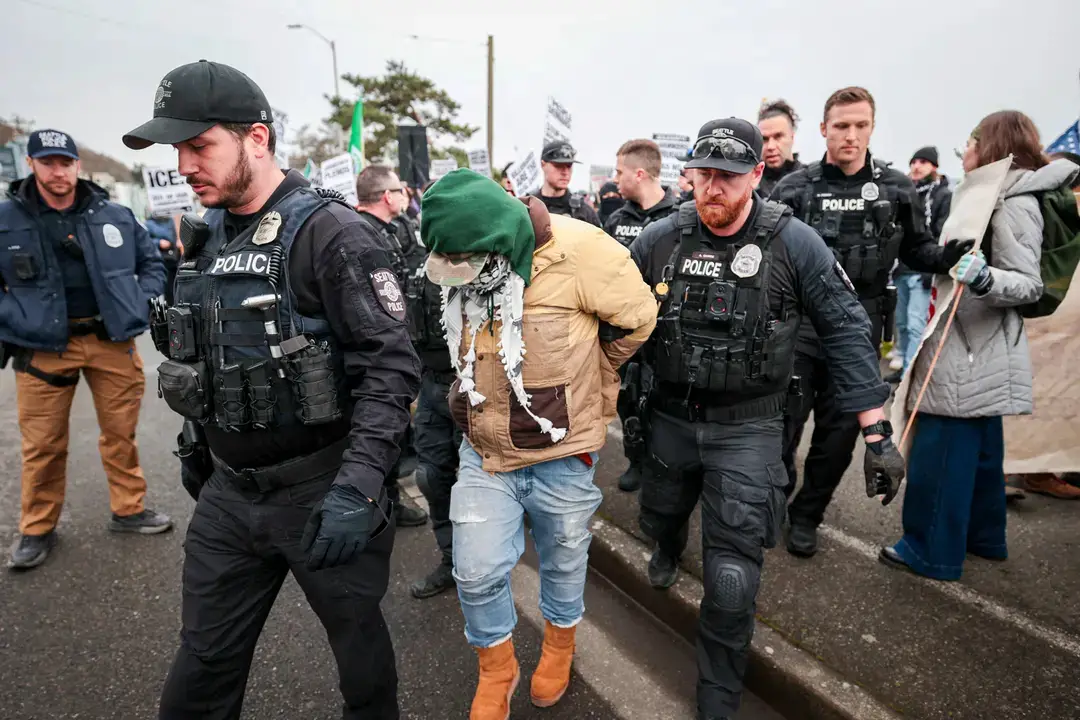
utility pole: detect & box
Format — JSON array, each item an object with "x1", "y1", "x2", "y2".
[{"x1": 487, "y1": 35, "x2": 494, "y2": 165}]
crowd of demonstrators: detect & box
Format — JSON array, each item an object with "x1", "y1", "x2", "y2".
[
  {"x1": 757, "y1": 98, "x2": 803, "y2": 196},
  {"x1": 885, "y1": 146, "x2": 953, "y2": 383},
  {"x1": 421, "y1": 169, "x2": 657, "y2": 718},
  {"x1": 769, "y1": 86, "x2": 969, "y2": 559},
  {"x1": 881, "y1": 112, "x2": 1078, "y2": 580},
  {"x1": 1, "y1": 129, "x2": 170, "y2": 570}
]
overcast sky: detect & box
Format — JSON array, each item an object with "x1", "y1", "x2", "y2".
[{"x1": 4, "y1": 0, "x2": 1077, "y2": 188}]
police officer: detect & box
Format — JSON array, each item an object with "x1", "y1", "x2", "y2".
[
  {"x1": 1, "y1": 129, "x2": 170, "y2": 571},
  {"x1": 769, "y1": 87, "x2": 972, "y2": 558},
  {"x1": 354, "y1": 165, "x2": 430, "y2": 529},
  {"x1": 632, "y1": 117, "x2": 906, "y2": 720},
  {"x1": 534, "y1": 141, "x2": 602, "y2": 226},
  {"x1": 123, "y1": 60, "x2": 420, "y2": 718},
  {"x1": 605, "y1": 139, "x2": 681, "y2": 492},
  {"x1": 404, "y1": 246, "x2": 463, "y2": 599},
  {"x1": 757, "y1": 99, "x2": 803, "y2": 197}
]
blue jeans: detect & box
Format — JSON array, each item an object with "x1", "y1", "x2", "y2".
[
  {"x1": 893, "y1": 414, "x2": 1008, "y2": 581},
  {"x1": 894, "y1": 273, "x2": 931, "y2": 371},
  {"x1": 451, "y1": 441, "x2": 603, "y2": 648}
]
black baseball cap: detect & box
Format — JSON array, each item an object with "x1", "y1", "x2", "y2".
[
  {"x1": 27, "y1": 129, "x2": 79, "y2": 160},
  {"x1": 123, "y1": 60, "x2": 273, "y2": 150},
  {"x1": 684, "y1": 118, "x2": 763, "y2": 174},
  {"x1": 541, "y1": 141, "x2": 580, "y2": 164}
]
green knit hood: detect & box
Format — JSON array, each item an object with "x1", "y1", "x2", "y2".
[{"x1": 420, "y1": 168, "x2": 535, "y2": 284}]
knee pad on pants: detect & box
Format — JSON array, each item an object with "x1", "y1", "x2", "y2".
[{"x1": 704, "y1": 554, "x2": 760, "y2": 616}]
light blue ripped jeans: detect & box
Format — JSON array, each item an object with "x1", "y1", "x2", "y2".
[{"x1": 451, "y1": 440, "x2": 603, "y2": 648}]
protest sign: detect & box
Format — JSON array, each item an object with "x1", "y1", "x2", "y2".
[
  {"x1": 589, "y1": 164, "x2": 614, "y2": 194},
  {"x1": 507, "y1": 150, "x2": 543, "y2": 196},
  {"x1": 320, "y1": 153, "x2": 358, "y2": 207},
  {"x1": 544, "y1": 97, "x2": 572, "y2": 146},
  {"x1": 142, "y1": 166, "x2": 193, "y2": 215},
  {"x1": 467, "y1": 149, "x2": 492, "y2": 178},
  {"x1": 430, "y1": 158, "x2": 459, "y2": 180},
  {"x1": 272, "y1": 107, "x2": 289, "y2": 169},
  {"x1": 652, "y1": 133, "x2": 691, "y2": 187},
  {"x1": 890, "y1": 156, "x2": 1012, "y2": 455}
]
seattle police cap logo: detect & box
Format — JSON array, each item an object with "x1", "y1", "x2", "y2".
[
  {"x1": 731, "y1": 244, "x2": 762, "y2": 279},
  {"x1": 861, "y1": 182, "x2": 880, "y2": 201}
]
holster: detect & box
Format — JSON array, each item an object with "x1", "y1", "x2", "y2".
[
  {"x1": 11, "y1": 348, "x2": 79, "y2": 387},
  {"x1": 175, "y1": 422, "x2": 213, "y2": 501}
]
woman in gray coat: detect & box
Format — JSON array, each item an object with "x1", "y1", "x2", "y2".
[{"x1": 881, "y1": 111, "x2": 1079, "y2": 581}]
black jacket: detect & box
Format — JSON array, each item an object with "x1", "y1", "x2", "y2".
[
  {"x1": 631, "y1": 199, "x2": 890, "y2": 414},
  {"x1": 895, "y1": 175, "x2": 952, "y2": 276},
  {"x1": 602, "y1": 188, "x2": 681, "y2": 246},
  {"x1": 536, "y1": 192, "x2": 602, "y2": 227},
  {"x1": 758, "y1": 155, "x2": 803, "y2": 198}
]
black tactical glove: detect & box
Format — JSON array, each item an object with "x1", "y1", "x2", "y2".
[
  {"x1": 940, "y1": 238, "x2": 976, "y2": 270},
  {"x1": 302, "y1": 484, "x2": 381, "y2": 571},
  {"x1": 864, "y1": 437, "x2": 906, "y2": 506}
]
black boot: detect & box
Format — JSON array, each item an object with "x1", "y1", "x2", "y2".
[
  {"x1": 786, "y1": 522, "x2": 818, "y2": 558},
  {"x1": 648, "y1": 546, "x2": 679, "y2": 589},
  {"x1": 396, "y1": 453, "x2": 419, "y2": 479},
  {"x1": 411, "y1": 561, "x2": 456, "y2": 599},
  {"x1": 395, "y1": 501, "x2": 429, "y2": 528},
  {"x1": 618, "y1": 465, "x2": 641, "y2": 492}
]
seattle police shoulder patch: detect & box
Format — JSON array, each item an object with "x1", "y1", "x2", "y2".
[
  {"x1": 834, "y1": 261, "x2": 856, "y2": 293},
  {"x1": 371, "y1": 268, "x2": 406, "y2": 321}
]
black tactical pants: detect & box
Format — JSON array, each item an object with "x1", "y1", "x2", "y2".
[
  {"x1": 413, "y1": 371, "x2": 461, "y2": 563},
  {"x1": 159, "y1": 464, "x2": 398, "y2": 720},
  {"x1": 638, "y1": 411, "x2": 787, "y2": 718},
  {"x1": 782, "y1": 349, "x2": 863, "y2": 529}
]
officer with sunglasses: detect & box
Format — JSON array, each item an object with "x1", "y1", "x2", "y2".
[{"x1": 629, "y1": 117, "x2": 905, "y2": 720}]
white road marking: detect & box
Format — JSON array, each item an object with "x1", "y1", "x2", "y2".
[{"x1": 818, "y1": 525, "x2": 1080, "y2": 659}]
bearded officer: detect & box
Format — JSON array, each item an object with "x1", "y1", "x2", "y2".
[
  {"x1": 631, "y1": 117, "x2": 905, "y2": 720},
  {"x1": 604, "y1": 138, "x2": 681, "y2": 492},
  {"x1": 124, "y1": 60, "x2": 420, "y2": 719},
  {"x1": 769, "y1": 87, "x2": 971, "y2": 558}
]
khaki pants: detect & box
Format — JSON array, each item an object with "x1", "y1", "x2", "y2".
[{"x1": 15, "y1": 335, "x2": 147, "y2": 535}]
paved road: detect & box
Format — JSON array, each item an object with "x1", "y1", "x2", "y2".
[{"x1": 0, "y1": 338, "x2": 783, "y2": 720}]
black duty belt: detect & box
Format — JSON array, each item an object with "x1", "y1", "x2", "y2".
[
  {"x1": 68, "y1": 317, "x2": 106, "y2": 337},
  {"x1": 211, "y1": 437, "x2": 349, "y2": 493},
  {"x1": 652, "y1": 390, "x2": 787, "y2": 423}
]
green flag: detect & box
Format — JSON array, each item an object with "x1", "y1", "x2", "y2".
[
  {"x1": 302, "y1": 158, "x2": 316, "y2": 179},
  {"x1": 349, "y1": 99, "x2": 364, "y2": 171}
]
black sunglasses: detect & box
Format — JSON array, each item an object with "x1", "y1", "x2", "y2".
[{"x1": 691, "y1": 135, "x2": 760, "y2": 166}]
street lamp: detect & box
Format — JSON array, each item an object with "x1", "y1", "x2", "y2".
[{"x1": 286, "y1": 24, "x2": 339, "y2": 99}]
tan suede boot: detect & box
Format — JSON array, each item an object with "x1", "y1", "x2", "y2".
[
  {"x1": 530, "y1": 621, "x2": 577, "y2": 707},
  {"x1": 470, "y1": 638, "x2": 519, "y2": 720}
]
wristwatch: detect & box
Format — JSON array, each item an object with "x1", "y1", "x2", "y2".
[{"x1": 861, "y1": 420, "x2": 893, "y2": 439}]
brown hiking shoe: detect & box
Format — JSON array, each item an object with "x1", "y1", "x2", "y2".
[
  {"x1": 470, "y1": 638, "x2": 519, "y2": 720},
  {"x1": 1023, "y1": 474, "x2": 1080, "y2": 499},
  {"x1": 531, "y1": 621, "x2": 577, "y2": 707}
]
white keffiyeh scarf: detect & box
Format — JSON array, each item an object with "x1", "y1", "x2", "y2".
[{"x1": 440, "y1": 256, "x2": 568, "y2": 444}]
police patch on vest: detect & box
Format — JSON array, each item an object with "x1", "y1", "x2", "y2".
[
  {"x1": 209, "y1": 251, "x2": 273, "y2": 276},
  {"x1": 731, "y1": 244, "x2": 762, "y2": 278},
  {"x1": 834, "y1": 261, "x2": 856, "y2": 293},
  {"x1": 253, "y1": 211, "x2": 283, "y2": 246},
  {"x1": 820, "y1": 197, "x2": 866, "y2": 212},
  {"x1": 861, "y1": 182, "x2": 880, "y2": 201},
  {"x1": 371, "y1": 269, "x2": 406, "y2": 321},
  {"x1": 679, "y1": 250, "x2": 724, "y2": 279},
  {"x1": 103, "y1": 224, "x2": 123, "y2": 248},
  {"x1": 614, "y1": 224, "x2": 643, "y2": 240}
]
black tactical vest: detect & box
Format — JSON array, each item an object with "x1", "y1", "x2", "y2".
[
  {"x1": 650, "y1": 200, "x2": 798, "y2": 407},
  {"x1": 405, "y1": 256, "x2": 452, "y2": 372},
  {"x1": 801, "y1": 159, "x2": 901, "y2": 298},
  {"x1": 159, "y1": 187, "x2": 347, "y2": 432}
]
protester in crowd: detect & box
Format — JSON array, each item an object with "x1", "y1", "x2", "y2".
[
  {"x1": 677, "y1": 167, "x2": 694, "y2": 203},
  {"x1": 421, "y1": 169, "x2": 656, "y2": 718},
  {"x1": 0, "y1": 129, "x2": 169, "y2": 570},
  {"x1": 144, "y1": 213, "x2": 180, "y2": 305},
  {"x1": 885, "y1": 146, "x2": 953, "y2": 383},
  {"x1": 500, "y1": 162, "x2": 515, "y2": 195},
  {"x1": 597, "y1": 181, "x2": 622, "y2": 226},
  {"x1": 355, "y1": 166, "x2": 430, "y2": 529},
  {"x1": 534, "y1": 141, "x2": 602, "y2": 226},
  {"x1": 757, "y1": 99, "x2": 803, "y2": 196},
  {"x1": 881, "y1": 112, "x2": 1079, "y2": 579}
]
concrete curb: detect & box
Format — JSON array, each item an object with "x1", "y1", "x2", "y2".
[{"x1": 586, "y1": 517, "x2": 903, "y2": 720}]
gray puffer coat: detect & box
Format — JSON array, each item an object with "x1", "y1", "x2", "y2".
[{"x1": 908, "y1": 159, "x2": 1079, "y2": 418}]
